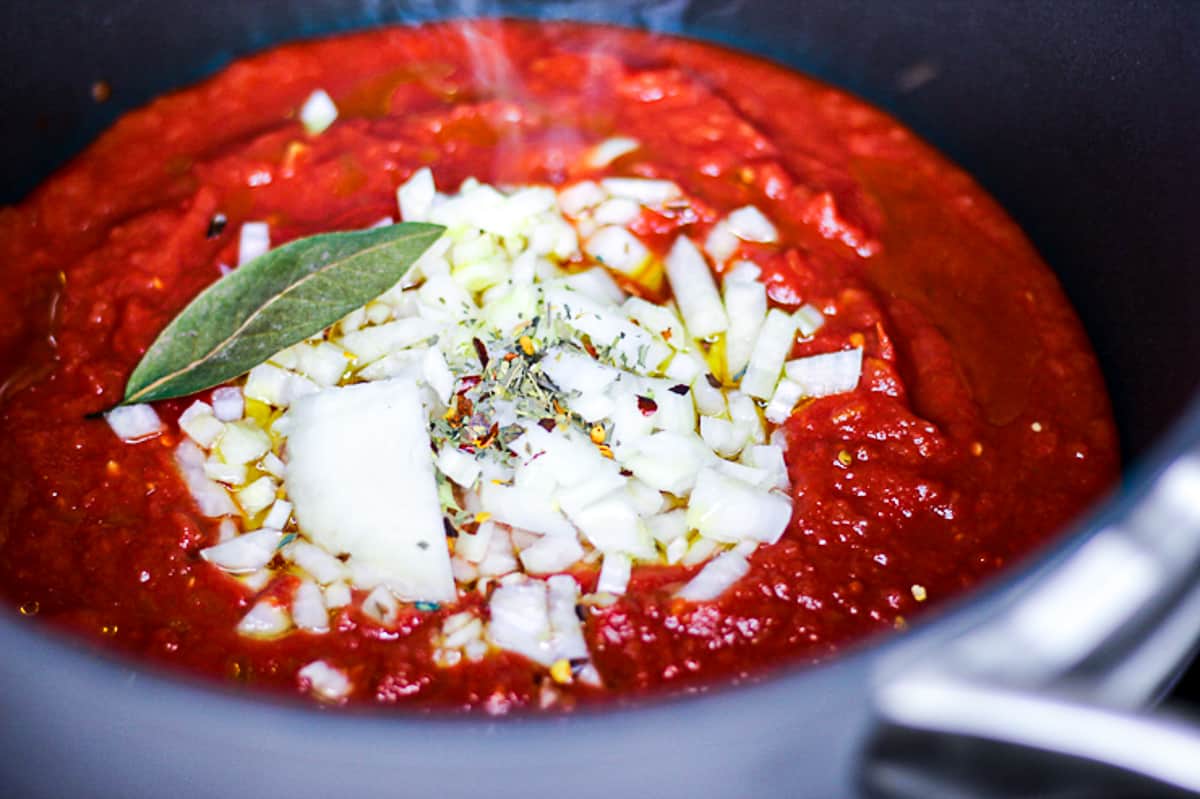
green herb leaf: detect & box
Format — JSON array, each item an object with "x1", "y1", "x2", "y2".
[{"x1": 121, "y1": 222, "x2": 444, "y2": 404}]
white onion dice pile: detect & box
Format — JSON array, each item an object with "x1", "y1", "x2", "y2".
[{"x1": 110, "y1": 136, "x2": 866, "y2": 696}]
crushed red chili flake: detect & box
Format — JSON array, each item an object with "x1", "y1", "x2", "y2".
[
  {"x1": 705, "y1": 373, "x2": 722, "y2": 389},
  {"x1": 668, "y1": 383, "x2": 690, "y2": 395},
  {"x1": 636, "y1": 395, "x2": 658, "y2": 415},
  {"x1": 472, "y1": 337, "x2": 489, "y2": 368},
  {"x1": 537, "y1": 418, "x2": 556, "y2": 432}
]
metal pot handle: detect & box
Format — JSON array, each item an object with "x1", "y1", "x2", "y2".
[{"x1": 862, "y1": 441, "x2": 1200, "y2": 797}]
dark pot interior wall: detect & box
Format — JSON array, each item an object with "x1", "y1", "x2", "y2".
[{"x1": 3, "y1": 1, "x2": 1198, "y2": 463}]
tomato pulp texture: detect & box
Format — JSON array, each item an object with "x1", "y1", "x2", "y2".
[{"x1": 0, "y1": 20, "x2": 1117, "y2": 711}]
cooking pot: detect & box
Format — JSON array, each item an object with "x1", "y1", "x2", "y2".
[{"x1": 2, "y1": 2, "x2": 1199, "y2": 797}]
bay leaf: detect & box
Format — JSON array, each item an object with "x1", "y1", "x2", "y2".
[{"x1": 121, "y1": 221, "x2": 444, "y2": 405}]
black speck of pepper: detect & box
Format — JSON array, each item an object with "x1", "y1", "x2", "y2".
[
  {"x1": 669, "y1": 383, "x2": 690, "y2": 395},
  {"x1": 442, "y1": 517, "x2": 459, "y2": 538},
  {"x1": 574, "y1": 604, "x2": 587, "y2": 622},
  {"x1": 206, "y1": 213, "x2": 227, "y2": 239},
  {"x1": 417, "y1": 540, "x2": 430, "y2": 550}
]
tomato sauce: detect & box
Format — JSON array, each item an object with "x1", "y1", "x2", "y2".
[{"x1": 0, "y1": 20, "x2": 1118, "y2": 711}]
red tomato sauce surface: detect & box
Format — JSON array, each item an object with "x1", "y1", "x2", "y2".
[{"x1": 0, "y1": 20, "x2": 1118, "y2": 711}]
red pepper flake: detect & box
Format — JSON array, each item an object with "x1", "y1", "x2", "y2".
[
  {"x1": 472, "y1": 337, "x2": 489, "y2": 368},
  {"x1": 457, "y1": 375, "x2": 482, "y2": 392},
  {"x1": 503, "y1": 352, "x2": 518, "y2": 362},
  {"x1": 456, "y1": 394, "x2": 474, "y2": 419},
  {"x1": 705, "y1": 373, "x2": 722, "y2": 389},
  {"x1": 661, "y1": 328, "x2": 673, "y2": 341},
  {"x1": 537, "y1": 418, "x2": 556, "y2": 432},
  {"x1": 636, "y1": 395, "x2": 658, "y2": 416},
  {"x1": 582, "y1": 338, "x2": 599, "y2": 359},
  {"x1": 477, "y1": 422, "x2": 500, "y2": 449},
  {"x1": 668, "y1": 383, "x2": 689, "y2": 396}
]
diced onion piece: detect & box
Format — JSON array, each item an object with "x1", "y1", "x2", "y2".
[
  {"x1": 480, "y1": 482, "x2": 577, "y2": 538},
  {"x1": 593, "y1": 197, "x2": 641, "y2": 226},
  {"x1": 676, "y1": 552, "x2": 750, "y2": 602},
  {"x1": 179, "y1": 401, "x2": 223, "y2": 448},
  {"x1": 740, "y1": 308, "x2": 797, "y2": 399},
  {"x1": 323, "y1": 582, "x2": 352, "y2": 609},
  {"x1": 237, "y1": 599, "x2": 292, "y2": 638},
  {"x1": 586, "y1": 137, "x2": 640, "y2": 168},
  {"x1": 299, "y1": 89, "x2": 338, "y2": 135},
  {"x1": 557, "y1": 267, "x2": 626, "y2": 305},
  {"x1": 557, "y1": 180, "x2": 607, "y2": 216},
  {"x1": 665, "y1": 236, "x2": 728, "y2": 340},
  {"x1": 585, "y1": 225, "x2": 650, "y2": 276},
  {"x1": 723, "y1": 269, "x2": 768, "y2": 379},
  {"x1": 597, "y1": 552, "x2": 633, "y2": 596},
  {"x1": 200, "y1": 528, "x2": 283, "y2": 574},
  {"x1": 793, "y1": 304, "x2": 825, "y2": 338},
  {"x1": 784, "y1": 348, "x2": 863, "y2": 398},
  {"x1": 546, "y1": 575, "x2": 589, "y2": 662},
  {"x1": 105, "y1": 404, "x2": 164, "y2": 443},
  {"x1": 600, "y1": 177, "x2": 681, "y2": 206},
  {"x1": 704, "y1": 220, "x2": 739, "y2": 264},
  {"x1": 238, "y1": 222, "x2": 270, "y2": 266},
  {"x1": 338, "y1": 317, "x2": 441, "y2": 364},
  {"x1": 646, "y1": 509, "x2": 689, "y2": 543},
  {"x1": 236, "y1": 475, "x2": 278, "y2": 515},
  {"x1": 519, "y1": 533, "x2": 585, "y2": 575},
  {"x1": 298, "y1": 660, "x2": 351, "y2": 700},
  {"x1": 422, "y1": 347, "x2": 455, "y2": 405},
  {"x1": 203, "y1": 459, "x2": 246, "y2": 486},
  {"x1": 397, "y1": 167, "x2": 437, "y2": 222},
  {"x1": 665, "y1": 351, "x2": 705, "y2": 383},
  {"x1": 727, "y1": 390, "x2": 765, "y2": 445},
  {"x1": 285, "y1": 380, "x2": 455, "y2": 603},
  {"x1": 243, "y1": 363, "x2": 318, "y2": 408},
  {"x1": 699, "y1": 416, "x2": 747, "y2": 458},
  {"x1": 623, "y1": 296, "x2": 686, "y2": 348},
  {"x1": 622, "y1": 431, "x2": 715, "y2": 495},
  {"x1": 436, "y1": 446, "x2": 481, "y2": 489},
  {"x1": 259, "y1": 451, "x2": 286, "y2": 479},
  {"x1": 680, "y1": 536, "x2": 721, "y2": 567},
  {"x1": 726, "y1": 205, "x2": 779, "y2": 243},
  {"x1": 292, "y1": 579, "x2": 330, "y2": 633},
  {"x1": 216, "y1": 420, "x2": 271, "y2": 465},
  {"x1": 487, "y1": 581, "x2": 554, "y2": 666},
  {"x1": 362, "y1": 585, "x2": 400, "y2": 626},
  {"x1": 174, "y1": 442, "x2": 238, "y2": 517},
  {"x1": 262, "y1": 498, "x2": 293, "y2": 530},
  {"x1": 686, "y1": 467, "x2": 793, "y2": 545},
  {"x1": 286, "y1": 540, "x2": 347, "y2": 584},
  {"x1": 211, "y1": 387, "x2": 244, "y2": 421},
  {"x1": 476, "y1": 525, "x2": 518, "y2": 577},
  {"x1": 765, "y1": 377, "x2": 806, "y2": 424},
  {"x1": 691, "y1": 372, "x2": 727, "y2": 417},
  {"x1": 741, "y1": 444, "x2": 790, "y2": 491},
  {"x1": 456, "y1": 520, "x2": 495, "y2": 564},
  {"x1": 563, "y1": 492, "x2": 649, "y2": 556},
  {"x1": 665, "y1": 536, "x2": 689, "y2": 565}
]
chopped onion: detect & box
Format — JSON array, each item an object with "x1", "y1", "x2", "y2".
[
  {"x1": 216, "y1": 420, "x2": 271, "y2": 465},
  {"x1": 586, "y1": 137, "x2": 640, "y2": 168},
  {"x1": 723, "y1": 269, "x2": 768, "y2": 380},
  {"x1": 600, "y1": 177, "x2": 681, "y2": 205},
  {"x1": 677, "y1": 551, "x2": 750, "y2": 601},
  {"x1": 704, "y1": 220, "x2": 739, "y2": 264},
  {"x1": 665, "y1": 236, "x2": 728, "y2": 340},
  {"x1": 262, "y1": 498, "x2": 293, "y2": 530},
  {"x1": 292, "y1": 579, "x2": 330, "y2": 633},
  {"x1": 784, "y1": 347, "x2": 863, "y2": 398},
  {"x1": 557, "y1": 180, "x2": 607, "y2": 217},
  {"x1": 597, "y1": 552, "x2": 632, "y2": 595},
  {"x1": 546, "y1": 575, "x2": 589, "y2": 662},
  {"x1": 299, "y1": 89, "x2": 338, "y2": 135},
  {"x1": 174, "y1": 442, "x2": 238, "y2": 517},
  {"x1": 236, "y1": 475, "x2": 278, "y2": 515},
  {"x1": 178, "y1": 401, "x2": 223, "y2": 449},
  {"x1": 645, "y1": 509, "x2": 688, "y2": 543},
  {"x1": 237, "y1": 599, "x2": 292, "y2": 638},
  {"x1": 200, "y1": 528, "x2": 283, "y2": 573},
  {"x1": 238, "y1": 222, "x2": 270, "y2": 266},
  {"x1": 487, "y1": 581, "x2": 554, "y2": 666},
  {"x1": 519, "y1": 533, "x2": 585, "y2": 574},
  {"x1": 286, "y1": 540, "x2": 347, "y2": 585},
  {"x1": 436, "y1": 446, "x2": 481, "y2": 488},
  {"x1": 298, "y1": 660, "x2": 351, "y2": 700},
  {"x1": 105, "y1": 404, "x2": 164, "y2": 443},
  {"x1": 397, "y1": 167, "x2": 437, "y2": 222},
  {"x1": 480, "y1": 482, "x2": 576, "y2": 538},
  {"x1": 210, "y1": 386, "x2": 244, "y2": 421},
  {"x1": 323, "y1": 582, "x2": 352, "y2": 609},
  {"x1": 726, "y1": 205, "x2": 778, "y2": 243},
  {"x1": 740, "y1": 308, "x2": 797, "y2": 399},
  {"x1": 765, "y1": 377, "x2": 806, "y2": 424},
  {"x1": 593, "y1": 197, "x2": 641, "y2": 226},
  {"x1": 585, "y1": 225, "x2": 650, "y2": 276},
  {"x1": 686, "y1": 467, "x2": 792, "y2": 544},
  {"x1": 361, "y1": 585, "x2": 400, "y2": 626},
  {"x1": 793, "y1": 303, "x2": 825, "y2": 338}
]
